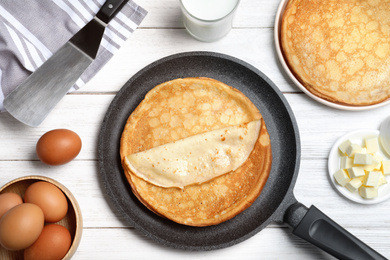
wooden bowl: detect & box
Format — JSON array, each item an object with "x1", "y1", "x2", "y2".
[{"x1": 0, "y1": 175, "x2": 82, "y2": 260}]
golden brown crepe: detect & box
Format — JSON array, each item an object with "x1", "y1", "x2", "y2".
[
  {"x1": 120, "y1": 77, "x2": 272, "y2": 226},
  {"x1": 124, "y1": 120, "x2": 262, "y2": 189},
  {"x1": 281, "y1": 0, "x2": 390, "y2": 106}
]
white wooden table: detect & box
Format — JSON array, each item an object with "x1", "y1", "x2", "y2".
[{"x1": 1, "y1": 0, "x2": 390, "y2": 259}]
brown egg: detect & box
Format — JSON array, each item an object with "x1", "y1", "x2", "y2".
[
  {"x1": 24, "y1": 181, "x2": 68, "y2": 223},
  {"x1": 0, "y1": 203, "x2": 44, "y2": 250},
  {"x1": 36, "y1": 129, "x2": 82, "y2": 165},
  {"x1": 24, "y1": 224, "x2": 72, "y2": 260},
  {"x1": 0, "y1": 192, "x2": 23, "y2": 219}
]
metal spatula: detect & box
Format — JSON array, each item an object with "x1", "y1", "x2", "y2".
[{"x1": 4, "y1": 0, "x2": 128, "y2": 127}]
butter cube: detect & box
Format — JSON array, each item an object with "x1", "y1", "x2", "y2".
[
  {"x1": 365, "y1": 137, "x2": 380, "y2": 154},
  {"x1": 345, "y1": 144, "x2": 362, "y2": 157},
  {"x1": 345, "y1": 178, "x2": 362, "y2": 192},
  {"x1": 353, "y1": 153, "x2": 373, "y2": 165},
  {"x1": 364, "y1": 154, "x2": 382, "y2": 170},
  {"x1": 334, "y1": 169, "x2": 350, "y2": 186},
  {"x1": 347, "y1": 167, "x2": 365, "y2": 178},
  {"x1": 339, "y1": 139, "x2": 352, "y2": 154},
  {"x1": 379, "y1": 173, "x2": 388, "y2": 186},
  {"x1": 359, "y1": 186, "x2": 378, "y2": 199},
  {"x1": 357, "y1": 175, "x2": 366, "y2": 183},
  {"x1": 364, "y1": 171, "x2": 382, "y2": 187},
  {"x1": 340, "y1": 156, "x2": 353, "y2": 169},
  {"x1": 382, "y1": 160, "x2": 390, "y2": 175},
  {"x1": 362, "y1": 157, "x2": 381, "y2": 171}
]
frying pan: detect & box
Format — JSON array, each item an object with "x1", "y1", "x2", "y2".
[{"x1": 98, "y1": 52, "x2": 386, "y2": 259}]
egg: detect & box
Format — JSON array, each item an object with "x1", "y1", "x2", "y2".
[
  {"x1": 24, "y1": 181, "x2": 68, "y2": 223},
  {"x1": 36, "y1": 129, "x2": 82, "y2": 165},
  {"x1": 24, "y1": 224, "x2": 72, "y2": 260},
  {"x1": 0, "y1": 203, "x2": 44, "y2": 250},
  {"x1": 0, "y1": 192, "x2": 23, "y2": 219}
]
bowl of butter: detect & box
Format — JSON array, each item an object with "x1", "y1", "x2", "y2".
[{"x1": 328, "y1": 129, "x2": 390, "y2": 204}]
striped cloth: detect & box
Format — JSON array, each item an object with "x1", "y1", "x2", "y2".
[{"x1": 0, "y1": 0, "x2": 147, "y2": 111}]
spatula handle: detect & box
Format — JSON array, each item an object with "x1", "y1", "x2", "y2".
[{"x1": 97, "y1": 0, "x2": 129, "y2": 24}]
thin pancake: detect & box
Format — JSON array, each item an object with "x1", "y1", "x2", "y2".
[
  {"x1": 281, "y1": 0, "x2": 390, "y2": 106},
  {"x1": 120, "y1": 77, "x2": 272, "y2": 226},
  {"x1": 120, "y1": 77, "x2": 261, "y2": 157},
  {"x1": 124, "y1": 120, "x2": 261, "y2": 189}
]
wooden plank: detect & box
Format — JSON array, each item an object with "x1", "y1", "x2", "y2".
[
  {"x1": 79, "y1": 28, "x2": 295, "y2": 94},
  {"x1": 1, "y1": 157, "x2": 389, "y2": 231},
  {"x1": 138, "y1": 0, "x2": 279, "y2": 28},
  {"x1": 1, "y1": 94, "x2": 389, "y2": 161},
  {"x1": 73, "y1": 227, "x2": 389, "y2": 259},
  {"x1": 1, "y1": 0, "x2": 390, "y2": 258}
]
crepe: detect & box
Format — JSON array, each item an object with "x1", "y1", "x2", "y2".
[
  {"x1": 281, "y1": 0, "x2": 390, "y2": 106},
  {"x1": 124, "y1": 120, "x2": 261, "y2": 189},
  {"x1": 120, "y1": 77, "x2": 272, "y2": 226}
]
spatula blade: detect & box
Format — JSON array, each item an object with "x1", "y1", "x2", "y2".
[
  {"x1": 4, "y1": 42, "x2": 92, "y2": 127},
  {"x1": 3, "y1": 0, "x2": 129, "y2": 127}
]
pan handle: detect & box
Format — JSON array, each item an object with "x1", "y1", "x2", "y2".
[{"x1": 284, "y1": 202, "x2": 387, "y2": 260}]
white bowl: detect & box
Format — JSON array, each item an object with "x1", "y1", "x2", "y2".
[
  {"x1": 328, "y1": 130, "x2": 390, "y2": 204},
  {"x1": 274, "y1": 0, "x2": 390, "y2": 111}
]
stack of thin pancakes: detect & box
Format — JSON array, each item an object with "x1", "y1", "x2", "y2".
[
  {"x1": 281, "y1": 0, "x2": 390, "y2": 106},
  {"x1": 120, "y1": 77, "x2": 272, "y2": 226}
]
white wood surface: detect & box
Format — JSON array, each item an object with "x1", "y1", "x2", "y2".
[{"x1": 1, "y1": 0, "x2": 390, "y2": 259}]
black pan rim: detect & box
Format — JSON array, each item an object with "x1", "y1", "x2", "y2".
[{"x1": 98, "y1": 51, "x2": 301, "y2": 251}]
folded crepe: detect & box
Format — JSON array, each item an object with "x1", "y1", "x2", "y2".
[{"x1": 120, "y1": 77, "x2": 272, "y2": 226}]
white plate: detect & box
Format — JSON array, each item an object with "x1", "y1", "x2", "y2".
[
  {"x1": 274, "y1": 0, "x2": 390, "y2": 111},
  {"x1": 328, "y1": 129, "x2": 390, "y2": 204}
]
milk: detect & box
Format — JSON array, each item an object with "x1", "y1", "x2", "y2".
[
  {"x1": 180, "y1": 0, "x2": 240, "y2": 42},
  {"x1": 181, "y1": 0, "x2": 239, "y2": 21}
]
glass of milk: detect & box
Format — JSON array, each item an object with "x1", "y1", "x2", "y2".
[{"x1": 180, "y1": 0, "x2": 240, "y2": 42}]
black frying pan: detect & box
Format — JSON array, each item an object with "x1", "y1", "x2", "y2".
[{"x1": 98, "y1": 52, "x2": 386, "y2": 259}]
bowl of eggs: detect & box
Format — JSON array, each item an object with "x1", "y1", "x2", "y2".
[{"x1": 0, "y1": 175, "x2": 82, "y2": 260}]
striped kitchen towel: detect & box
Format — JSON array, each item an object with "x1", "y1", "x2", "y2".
[{"x1": 0, "y1": 0, "x2": 147, "y2": 111}]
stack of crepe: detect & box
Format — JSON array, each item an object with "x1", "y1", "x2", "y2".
[
  {"x1": 120, "y1": 77, "x2": 272, "y2": 226},
  {"x1": 281, "y1": 0, "x2": 390, "y2": 106}
]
